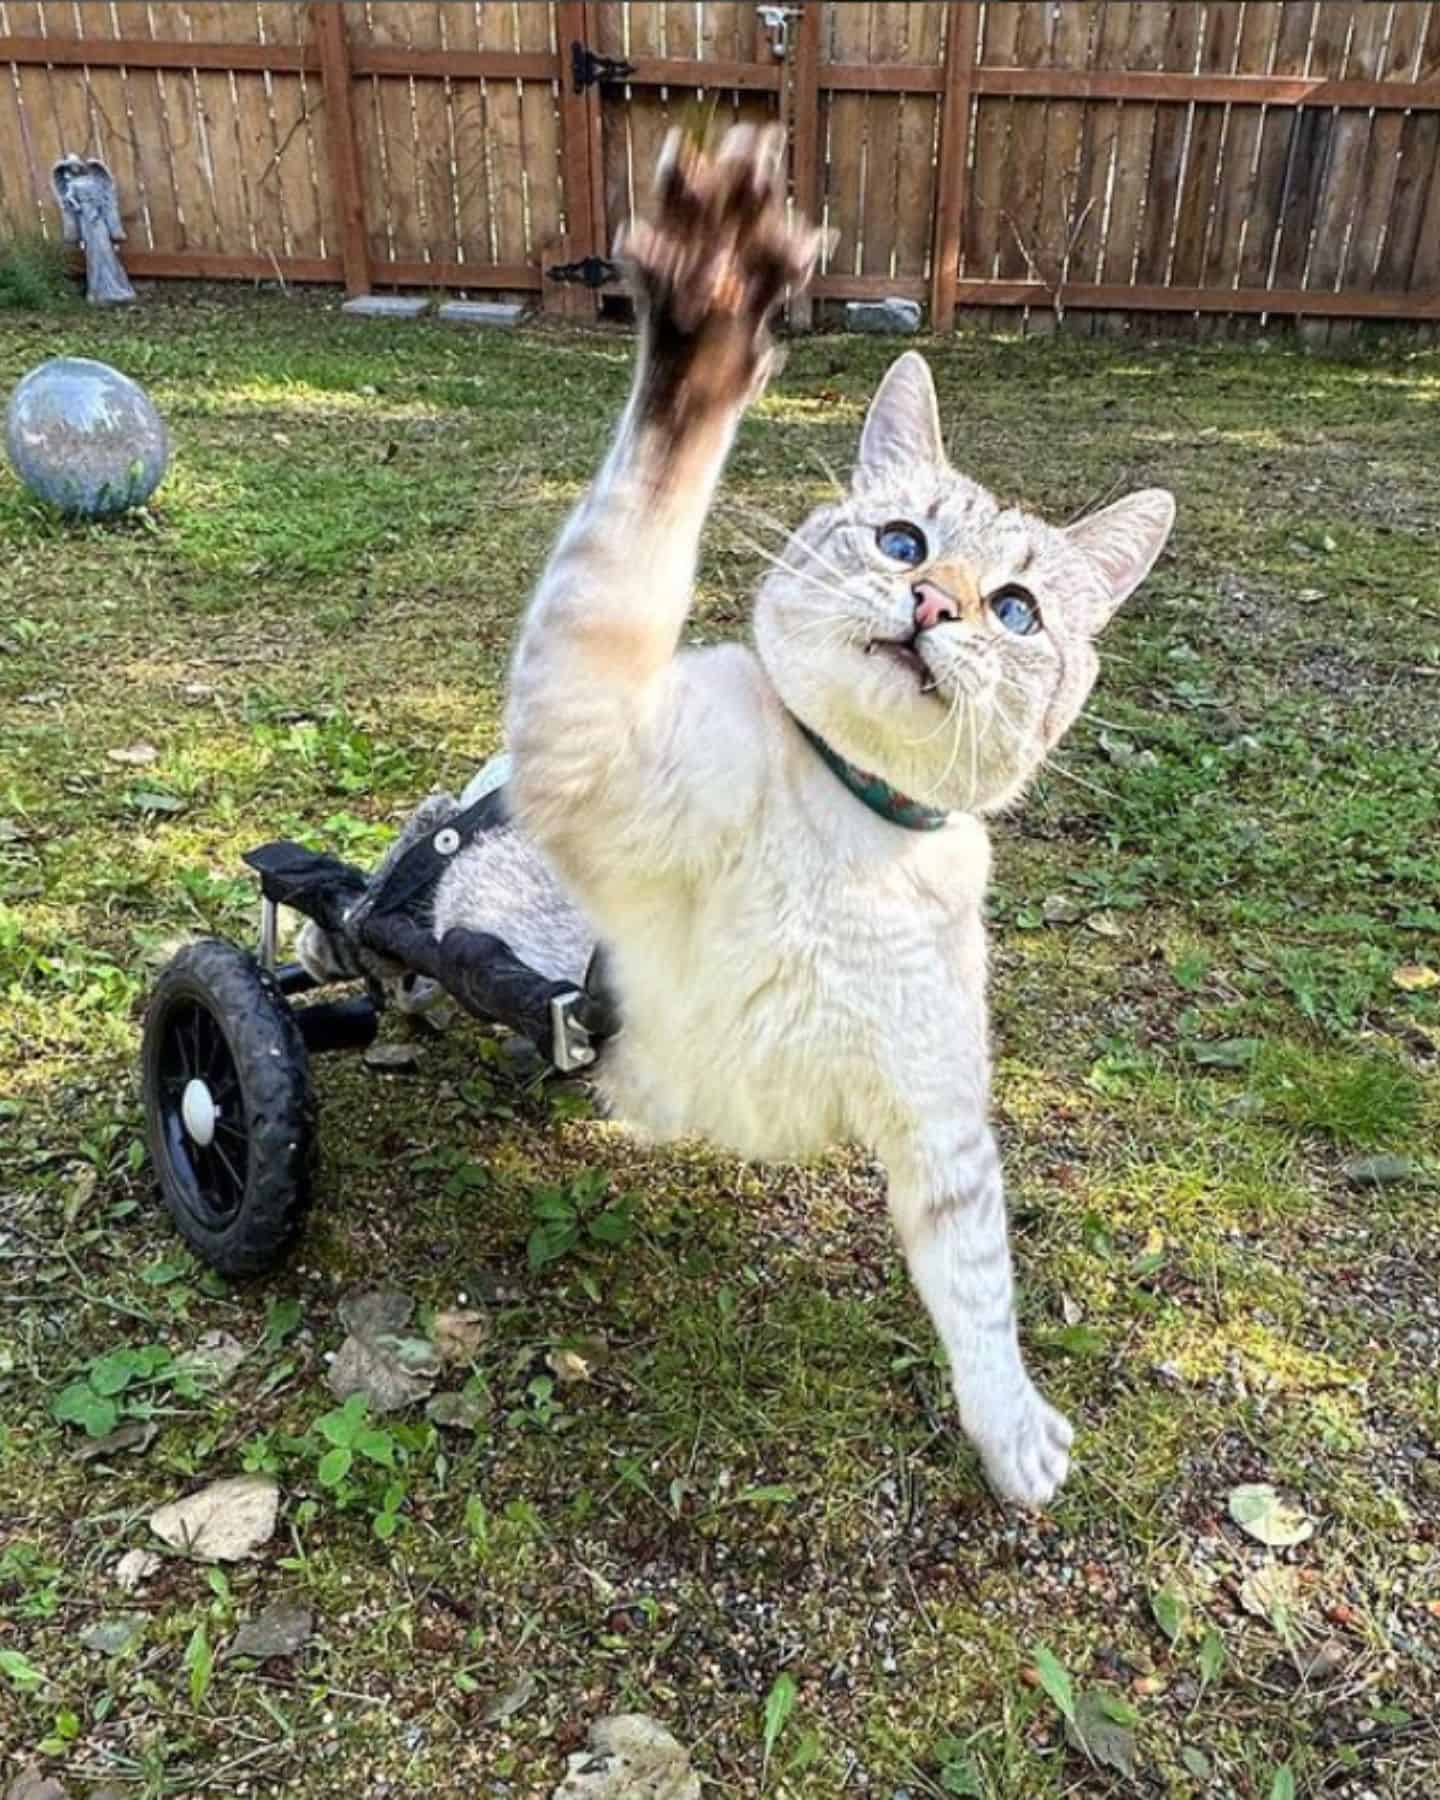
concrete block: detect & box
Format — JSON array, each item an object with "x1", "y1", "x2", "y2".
[
  {"x1": 845, "y1": 298, "x2": 923, "y2": 335},
  {"x1": 341, "y1": 295, "x2": 428, "y2": 319},
  {"x1": 436, "y1": 300, "x2": 527, "y2": 327}
]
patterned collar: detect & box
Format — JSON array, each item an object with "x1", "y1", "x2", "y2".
[{"x1": 793, "y1": 718, "x2": 949, "y2": 832}]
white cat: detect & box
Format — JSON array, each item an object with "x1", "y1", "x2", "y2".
[{"x1": 441, "y1": 127, "x2": 1173, "y2": 1506}]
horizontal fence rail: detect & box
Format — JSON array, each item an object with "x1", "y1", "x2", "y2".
[{"x1": 2, "y1": 3, "x2": 1438, "y2": 332}]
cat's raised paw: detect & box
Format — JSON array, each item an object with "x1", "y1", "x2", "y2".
[
  {"x1": 975, "y1": 1385, "x2": 1074, "y2": 1510},
  {"x1": 621, "y1": 124, "x2": 823, "y2": 424}
]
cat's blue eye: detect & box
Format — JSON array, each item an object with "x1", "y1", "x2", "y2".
[
  {"x1": 989, "y1": 585, "x2": 1042, "y2": 636},
  {"x1": 876, "y1": 521, "x2": 927, "y2": 567}
]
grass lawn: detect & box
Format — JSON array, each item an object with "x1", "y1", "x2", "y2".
[{"x1": 1, "y1": 292, "x2": 1438, "y2": 1798}]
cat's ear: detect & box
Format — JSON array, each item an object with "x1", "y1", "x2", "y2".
[
  {"x1": 1064, "y1": 488, "x2": 1175, "y2": 629},
  {"x1": 856, "y1": 352, "x2": 944, "y2": 477}
]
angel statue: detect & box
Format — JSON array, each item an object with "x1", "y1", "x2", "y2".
[{"x1": 52, "y1": 154, "x2": 136, "y2": 304}]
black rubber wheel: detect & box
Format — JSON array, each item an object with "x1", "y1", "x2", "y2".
[{"x1": 142, "y1": 939, "x2": 315, "y2": 1277}]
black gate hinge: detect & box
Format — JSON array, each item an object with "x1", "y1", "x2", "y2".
[
  {"x1": 571, "y1": 41, "x2": 637, "y2": 92},
  {"x1": 548, "y1": 255, "x2": 621, "y2": 289}
]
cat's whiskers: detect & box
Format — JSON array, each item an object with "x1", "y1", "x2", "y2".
[{"x1": 719, "y1": 503, "x2": 854, "y2": 593}]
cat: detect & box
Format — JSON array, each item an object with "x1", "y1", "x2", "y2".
[{"x1": 415, "y1": 127, "x2": 1172, "y2": 1506}]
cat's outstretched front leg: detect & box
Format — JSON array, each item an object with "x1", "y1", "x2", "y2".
[
  {"x1": 888, "y1": 1127, "x2": 1073, "y2": 1507},
  {"x1": 507, "y1": 127, "x2": 821, "y2": 883}
]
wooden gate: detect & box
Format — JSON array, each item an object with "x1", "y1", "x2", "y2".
[{"x1": 3, "y1": 4, "x2": 1440, "y2": 331}]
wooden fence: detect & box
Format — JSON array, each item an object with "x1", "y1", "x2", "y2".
[{"x1": 2, "y1": 3, "x2": 1439, "y2": 332}]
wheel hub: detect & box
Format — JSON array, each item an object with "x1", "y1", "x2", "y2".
[{"x1": 181, "y1": 1077, "x2": 218, "y2": 1148}]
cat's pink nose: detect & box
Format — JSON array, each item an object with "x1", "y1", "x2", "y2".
[{"x1": 912, "y1": 581, "x2": 959, "y2": 633}]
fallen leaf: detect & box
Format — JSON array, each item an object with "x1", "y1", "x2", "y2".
[
  {"x1": 1188, "y1": 1037, "x2": 1260, "y2": 1069},
  {"x1": 1341, "y1": 1153, "x2": 1415, "y2": 1189},
  {"x1": 1228, "y1": 1483, "x2": 1315, "y2": 1549},
  {"x1": 63, "y1": 1165, "x2": 98, "y2": 1227},
  {"x1": 74, "y1": 1420, "x2": 158, "y2": 1463},
  {"x1": 1030, "y1": 1645, "x2": 1076, "y2": 1725},
  {"x1": 432, "y1": 1308, "x2": 487, "y2": 1365},
  {"x1": 1151, "y1": 1582, "x2": 1188, "y2": 1645},
  {"x1": 1240, "y1": 1562, "x2": 1301, "y2": 1625},
  {"x1": 339, "y1": 1289, "x2": 413, "y2": 1337},
  {"x1": 79, "y1": 1616, "x2": 145, "y2": 1657},
  {"x1": 547, "y1": 1347, "x2": 594, "y2": 1384},
  {"x1": 1042, "y1": 893, "x2": 1083, "y2": 925},
  {"x1": 180, "y1": 1330, "x2": 246, "y2": 1386},
  {"x1": 1065, "y1": 1689, "x2": 1138, "y2": 1778},
  {"x1": 329, "y1": 1332, "x2": 438, "y2": 1414},
  {"x1": 149, "y1": 1474, "x2": 280, "y2": 1562},
  {"x1": 1180, "y1": 1745, "x2": 1213, "y2": 1782},
  {"x1": 1085, "y1": 910, "x2": 1123, "y2": 939},
  {"x1": 228, "y1": 1599, "x2": 312, "y2": 1662},
  {"x1": 113, "y1": 1548, "x2": 162, "y2": 1592},
  {"x1": 426, "y1": 1390, "x2": 486, "y2": 1431},
  {"x1": 552, "y1": 1714, "x2": 700, "y2": 1800},
  {"x1": 107, "y1": 741, "x2": 158, "y2": 766},
  {"x1": 480, "y1": 1670, "x2": 537, "y2": 1725},
  {"x1": 1392, "y1": 963, "x2": 1438, "y2": 992}
]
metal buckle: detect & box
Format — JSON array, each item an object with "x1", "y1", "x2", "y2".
[{"x1": 549, "y1": 990, "x2": 597, "y2": 1073}]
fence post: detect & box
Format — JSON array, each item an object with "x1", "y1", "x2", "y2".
[
  {"x1": 312, "y1": 2, "x2": 369, "y2": 297},
  {"x1": 549, "y1": 0, "x2": 606, "y2": 317},
  {"x1": 930, "y1": 1, "x2": 978, "y2": 333},
  {"x1": 786, "y1": 0, "x2": 822, "y2": 331}
]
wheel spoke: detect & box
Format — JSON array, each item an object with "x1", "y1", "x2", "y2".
[{"x1": 211, "y1": 1139, "x2": 245, "y2": 1198}]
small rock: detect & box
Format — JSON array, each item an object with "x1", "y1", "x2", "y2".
[
  {"x1": 113, "y1": 1548, "x2": 161, "y2": 1591},
  {"x1": 845, "y1": 298, "x2": 922, "y2": 335},
  {"x1": 552, "y1": 1714, "x2": 700, "y2": 1799},
  {"x1": 4, "y1": 1769, "x2": 68, "y2": 1800},
  {"x1": 437, "y1": 299, "x2": 526, "y2": 327},
  {"x1": 229, "y1": 1599, "x2": 313, "y2": 1661},
  {"x1": 79, "y1": 1616, "x2": 145, "y2": 1656},
  {"x1": 1041, "y1": 893, "x2": 1083, "y2": 925},
  {"x1": 341, "y1": 294, "x2": 428, "y2": 319},
  {"x1": 149, "y1": 1474, "x2": 280, "y2": 1562},
  {"x1": 1342, "y1": 1153, "x2": 1415, "y2": 1188},
  {"x1": 364, "y1": 1041, "x2": 422, "y2": 1073}
]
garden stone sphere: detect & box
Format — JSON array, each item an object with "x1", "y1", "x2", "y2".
[{"x1": 5, "y1": 356, "x2": 169, "y2": 517}]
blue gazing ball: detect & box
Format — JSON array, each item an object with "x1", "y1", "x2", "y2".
[{"x1": 5, "y1": 356, "x2": 169, "y2": 518}]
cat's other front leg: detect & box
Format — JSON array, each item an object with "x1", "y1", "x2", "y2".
[{"x1": 887, "y1": 1124, "x2": 1073, "y2": 1507}]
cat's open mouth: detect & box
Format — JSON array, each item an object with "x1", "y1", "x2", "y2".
[{"x1": 866, "y1": 635, "x2": 938, "y2": 695}]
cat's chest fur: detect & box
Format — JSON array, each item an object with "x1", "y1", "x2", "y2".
[{"x1": 595, "y1": 792, "x2": 992, "y2": 1162}]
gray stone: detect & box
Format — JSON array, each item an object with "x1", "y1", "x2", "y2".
[
  {"x1": 845, "y1": 297, "x2": 923, "y2": 335},
  {"x1": 552, "y1": 1715, "x2": 699, "y2": 1800},
  {"x1": 229, "y1": 1599, "x2": 312, "y2": 1661},
  {"x1": 340, "y1": 294, "x2": 428, "y2": 319},
  {"x1": 437, "y1": 300, "x2": 527, "y2": 327}
]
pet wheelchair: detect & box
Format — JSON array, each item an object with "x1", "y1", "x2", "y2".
[{"x1": 140, "y1": 777, "x2": 618, "y2": 1277}]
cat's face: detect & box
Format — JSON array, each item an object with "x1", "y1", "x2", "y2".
[{"x1": 752, "y1": 353, "x2": 1175, "y2": 814}]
